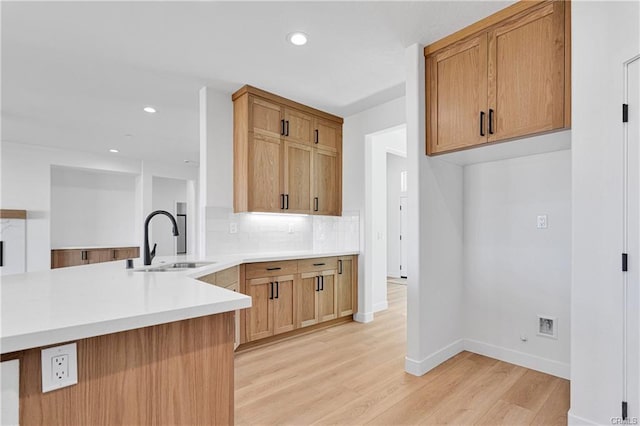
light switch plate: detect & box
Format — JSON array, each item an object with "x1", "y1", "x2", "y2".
[{"x1": 41, "y1": 343, "x2": 78, "y2": 392}]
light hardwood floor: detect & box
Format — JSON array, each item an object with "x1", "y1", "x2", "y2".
[{"x1": 235, "y1": 283, "x2": 569, "y2": 425}]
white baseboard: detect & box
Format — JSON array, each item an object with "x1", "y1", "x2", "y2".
[
  {"x1": 404, "y1": 339, "x2": 465, "y2": 376},
  {"x1": 354, "y1": 312, "x2": 373, "y2": 323},
  {"x1": 373, "y1": 300, "x2": 388, "y2": 312},
  {"x1": 567, "y1": 410, "x2": 600, "y2": 425},
  {"x1": 464, "y1": 339, "x2": 570, "y2": 379}
]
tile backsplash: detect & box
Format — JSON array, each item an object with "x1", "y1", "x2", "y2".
[{"x1": 205, "y1": 207, "x2": 359, "y2": 256}]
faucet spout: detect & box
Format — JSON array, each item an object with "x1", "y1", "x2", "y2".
[{"x1": 143, "y1": 210, "x2": 180, "y2": 265}]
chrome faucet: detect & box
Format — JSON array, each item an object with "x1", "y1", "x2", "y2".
[{"x1": 143, "y1": 210, "x2": 179, "y2": 265}]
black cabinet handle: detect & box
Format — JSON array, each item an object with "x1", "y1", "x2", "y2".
[
  {"x1": 314, "y1": 197, "x2": 319, "y2": 212},
  {"x1": 0, "y1": 241, "x2": 4, "y2": 267},
  {"x1": 313, "y1": 263, "x2": 325, "y2": 266},
  {"x1": 81, "y1": 250, "x2": 88, "y2": 261},
  {"x1": 314, "y1": 129, "x2": 319, "y2": 144},
  {"x1": 285, "y1": 194, "x2": 289, "y2": 210},
  {"x1": 112, "y1": 250, "x2": 117, "y2": 260},
  {"x1": 489, "y1": 109, "x2": 494, "y2": 135},
  {"x1": 285, "y1": 120, "x2": 290, "y2": 136},
  {"x1": 320, "y1": 275, "x2": 324, "y2": 291},
  {"x1": 269, "y1": 282, "x2": 274, "y2": 300},
  {"x1": 281, "y1": 119, "x2": 285, "y2": 136},
  {"x1": 338, "y1": 259, "x2": 343, "y2": 274},
  {"x1": 275, "y1": 281, "x2": 279, "y2": 299},
  {"x1": 480, "y1": 111, "x2": 485, "y2": 137},
  {"x1": 266, "y1": 267, "x2": 282, "y2": 271},
  {"x1": 280, "y1": 194, "x2": 285, "y2": 210}
]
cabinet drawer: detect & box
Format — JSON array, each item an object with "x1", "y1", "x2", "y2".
[
  {"x1": 245, "y1": 260, "x2": 298, "y2": 279},
  {"x1": 217, "y1": 266, "x2": 239, "y2": 288},
  {"x1": 298, "y1": 257, "x2": 337, "y2": 273}
]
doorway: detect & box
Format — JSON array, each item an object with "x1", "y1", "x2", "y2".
[{"x1": 400, "y1": 195, "x2": 408, "y2": 278}]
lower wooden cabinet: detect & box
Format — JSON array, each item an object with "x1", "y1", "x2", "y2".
[
  {"x1": 246, "y1": 274, "x2": 296, "y2": 342},
  {"x1": 337, "y1": 256, "x2": 357, "y2": 317},
  {"x1": 299, "y1": 269, "x2": 338, "y2": 327},
  {"x1": 51, "y1": 246, "x2": 140, "y2": 269},
  {"x1": 241, "y1": 255, "x2": 358, "y2": 346}
]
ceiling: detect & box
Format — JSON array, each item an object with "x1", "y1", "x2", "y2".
[{"x1": 1, "y1": 1, "x2": 513, "y2": 164}]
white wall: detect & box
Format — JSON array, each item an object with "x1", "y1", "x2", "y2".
[
  {"x1": 570, "y1": 1, "x2": 640, "y2": 424},
  {"x1": 151, "y1": 176, "x2": 187, "y2": 256},
  {"x1": 343, "y1": 97, "x2": 406, "y2": 322},
  {"x1": 405, "y1": 43, "x2": 465, "y2": 375},
  {"x1": 50, "y1": 167, "x2": 137, "y2": 248},
  {"x1": 0, "y1": 141, "x2": 199, "y2": 271},
  {"x1": 464, "y1": 149, "x2": 571, "y2": 378},
  {"x1": 387, "y1": 153, "x2": 407, "y2": 278}
]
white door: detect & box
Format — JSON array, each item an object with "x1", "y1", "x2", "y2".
[
  {"x1": 400, "y1": 196, "x2": 408, "y2": 278},
  {"x1": 0, "y1": 218, "x2": 26, "y2": 276},
  {"x1": 625, "y1": 55, "x2": 639, "y2": 419}
]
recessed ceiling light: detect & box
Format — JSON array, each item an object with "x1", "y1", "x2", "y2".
[
  {"x1": 109, "y1": 149, "x2": 119, "y2": 153},
  {"x1": 287, "y1": 32, "x2": 308, "y2": 46},
  {"x1": 143, "y1": 106, "x2": 156, "y2": 114}
]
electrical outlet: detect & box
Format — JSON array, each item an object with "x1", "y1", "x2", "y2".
[
  {"x1": 41, "y1": 343, "x2": 78, "y2": 392},
  {"x1": 229, "y1": 223, "x2": 238, "y2": 234},
  {"x1": 52, "y1": 354, "x2": 69, "y2": 381},
  {"x1": 536, "y1": 215, "x2": 548, "y2": 229}
]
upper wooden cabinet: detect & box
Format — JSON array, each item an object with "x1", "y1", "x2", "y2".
[
  {"x1": 425, "y1": 0, "x2": 570, "y2": 155},
  {"x1": 233, "y1": 85, "x2": 343, "y2": 216}
]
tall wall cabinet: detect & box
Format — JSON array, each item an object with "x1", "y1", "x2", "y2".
[
  {"x1": 233, "y1": 85, "x2": 343, "y2": 216},
  {"x1": 425, "y1": 0, "x2": 571, "y2": 155}
]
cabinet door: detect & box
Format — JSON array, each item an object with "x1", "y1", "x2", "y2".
[
  {"x1": 51, "y1": 249, "x2": 86, "y2": 269},
  {"x1": 298, "y1": 272, "x2": 320, "y2": 327},
  {"x1": 487, "y1": 1, "x2": 565, "y2": 141},
  {"x1": 314, "y1": 118, "x2": 341, "y2": 152},
  {"x1": 284, "y1": 108, "x2": 313, "y2": 145},
  {"x1": 248, "y1": 133, "x2": 283, "y2": 212},
  {"x1": 87, "y1": 249, "x2": 112, "y2": 264},
  {"x1": 318, "y1": 271, "x2": 338, "y2": 322},
  {"x1": 314, "y1": 148, "x2": 340, "y2": 216},
  {"x1": 272, "y1": 275, "x2": 296, "y2": 335},
  {"x1": 246, "y1": 277, "x2": 274, "y2": 341},
  {"x1": 251, "y1": 96, "x2": 283, "y2": 137},
  {"x1": 337, "y1": 257, "x2": 356, "y2": 317},
  {"x1": 284, "y1": 141, "x2": 313, "y2": 213},
  {"x1": 427, "y1": 33, "x2": 488, "y2": 154}
]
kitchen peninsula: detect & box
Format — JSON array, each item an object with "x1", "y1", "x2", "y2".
[{"x1": 1, "y1": 250, "x2": 358, "y2": 425}]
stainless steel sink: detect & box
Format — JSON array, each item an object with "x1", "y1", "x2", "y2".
[{"x1": 135, "y1": 261, "x2": 216, "y2": 272}]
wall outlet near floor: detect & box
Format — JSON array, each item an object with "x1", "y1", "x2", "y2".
[
  {"x1": 41, "y1": 343, "x2": 78, "y2": 392},
  {"x1": 537, "y1": 315, "x2": 558, "y2": 339},
  {"x1": 536, "y1": 215, "x2": 548, "y2": 229},
  {"x1": 229, "y1": 223, "x2": 238, "y2": 234}
]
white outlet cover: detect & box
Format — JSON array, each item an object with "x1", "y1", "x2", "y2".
[
  {"x1": 229, "y1": 223, "x2": 238, "y2": 234},
  {"x1": 536, "y1": 215, "x2": 548, "y2": 229},
  {"x1": 41, "y1": 342, "x2": 78, "y2": 392}
]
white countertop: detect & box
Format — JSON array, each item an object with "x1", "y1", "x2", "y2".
[
  {"x1": 0, "y1": 250, "x2": 359, "y2": 354},
  {"x1": 52, "y1": 245, "x2": 139, "y2": 250}
]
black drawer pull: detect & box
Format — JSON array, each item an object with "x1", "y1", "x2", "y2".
[
  {"x1": 281, "y1": 119, "x2": 285, "y2": 136},
  {"x1": 0, "y1": 241, "x2": 4, "y2": 267},
  {"x1": 280, "y1": 194, "x2": 285, "y2": 210},
  {"x1": 275, "y1": 281, "x2": 279, "y2": 299},
  {"x1": 480, "y1": 111, "x2": 485, "y2": 137},
  {"x1": 266, "y1": 267, "x2": 282, "y2": 271},
  {"x1": 314, "y1": 129, "x2": 319, "y2": 144},
  {"x1": 320, "y1": 275, "x2": 324, "y2": 291},
  {"x1": 338, "y1": 260, "x2": 343, "y2": 274},
  {"x1": 313, "y1": 263, "x2": 325, "y2": 266}
]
